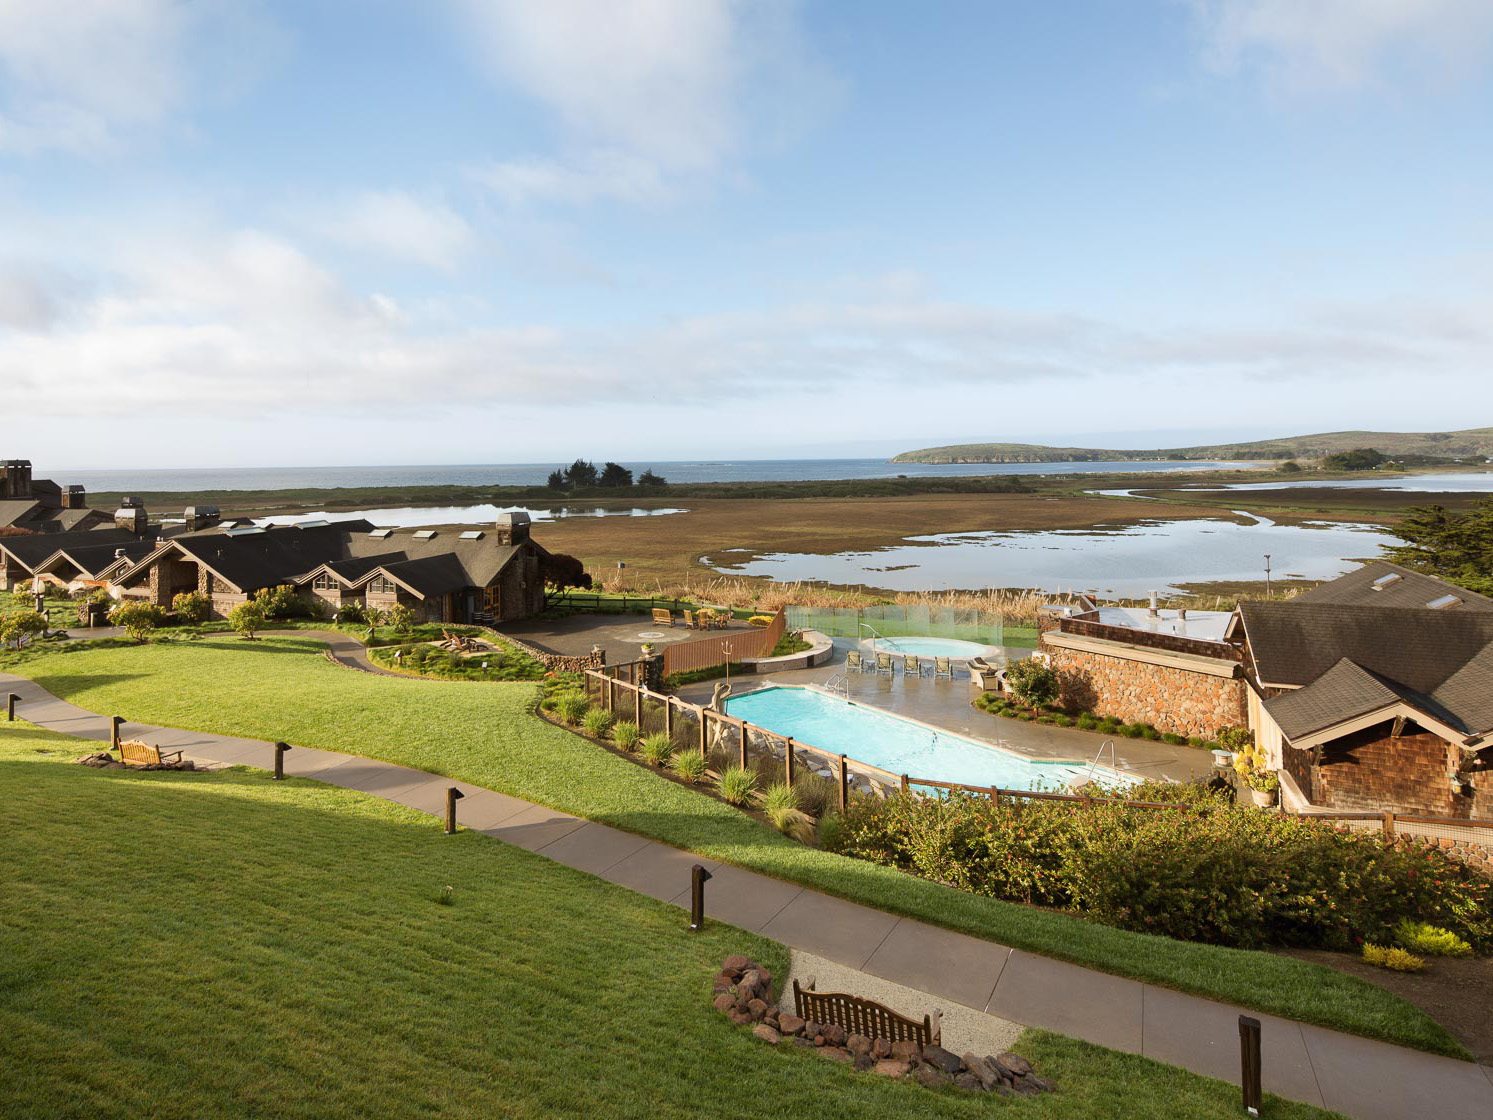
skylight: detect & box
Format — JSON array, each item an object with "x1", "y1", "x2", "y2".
[
  {"x1": 1426, "y1": 594, "x2": 1461, "y2": 610},
  {"x1": 459, "y1": 530, "x2": 484, "y2": 540},
  {"x1": 295, "y1": 519, "x2": 330, "y2": 529},
  {"x1": 413, "y1": 530, "x2": 437, "y2": 540},
  {"x1": 367, "y1": 529, "x2": 393, "y2": 539},
  {"x1": 1370, "y1": 573, "x2": 1402, "y2": 590},
  {"x1": 223, "y1": 526, "x2": 267, "y2": 537}
]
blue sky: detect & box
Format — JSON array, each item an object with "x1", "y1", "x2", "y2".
[{"x1": 3, "y1": 0, "x2": 1492, "y2": 469}]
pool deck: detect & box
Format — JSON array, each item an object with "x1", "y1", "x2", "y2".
[{"x1": 674, "y1": 642, "x2": 1216, "y2": 786}]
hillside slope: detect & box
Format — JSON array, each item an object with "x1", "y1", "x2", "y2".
[{"x1": 892, "y1": 427, "x2": 1493, "y2": 463}]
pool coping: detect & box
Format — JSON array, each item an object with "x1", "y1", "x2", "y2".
[{"x1": 727, "y1": 681, "x2": 1137, "y2": 791}]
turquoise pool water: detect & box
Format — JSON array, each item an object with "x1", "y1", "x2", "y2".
[
  {"x1": 870, "y1": 636, "x2": 996, "y2": 660},
  {"x1": 725, "y1": 686, "x2": 1104, "y2": 791}
]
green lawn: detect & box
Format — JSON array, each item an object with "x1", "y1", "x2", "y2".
[
  {"x1": 0, "y1": 720, "x2": 1340, "y2": 1120},
  {"x1": 6, "y1": 635, "x2": 1465, "y2": 1059}
]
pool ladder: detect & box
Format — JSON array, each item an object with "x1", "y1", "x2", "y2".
[
  {"x1": 1085, "y1": 739, "x2": 1117, "y2": 782},
  {"x1": 823, "y1": 672, "x2": 849, "y2": 697}
]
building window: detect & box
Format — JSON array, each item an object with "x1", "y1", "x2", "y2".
[
  {"x1": 368, "y1": 576, "x2": 396, "y2": 595},
  {"x1": 312, "y1": 573, "x2": 335, "y2": 591}
]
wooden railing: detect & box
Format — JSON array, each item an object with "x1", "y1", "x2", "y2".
[
  {"x1": 900, "y1": 775, "x2": 1192, "y2": 811},
  {"x1": 793, "y1": 979, "x2": 940, "y2": 1047},
  {"x1": 661, "y1": 609, "x2": 785, "y2": 677}
]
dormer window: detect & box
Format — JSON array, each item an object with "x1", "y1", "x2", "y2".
[
  {"x1": 312, "y1": 573, "x2": 335, "y2": 591},
  {"x1": 368, "y1": 576, "x2": 396, "y2": 595}
]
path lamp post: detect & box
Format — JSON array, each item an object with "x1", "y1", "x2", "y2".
[
  {"x1": 1239, "y1": 1015, "x2": 1262, "y2": 1116},
  {"x1": 6, "y1": 693, "x2": 17, "y2": 721},
  {"x1": 445, "y1": 787, "x2": 465, "y2": 835},
  {"x1": 1263, "y1": 554, "x2": 1272, "y2": 598},
  {"x1": 688, "y1": 864, "x2": 712, "y2": 931},
  {"x1": 110, "y1": 715, "x2": 124, "y2": 751},
  {"x1": 273, "y1": 741, "x2": 292, "y2": 780}
]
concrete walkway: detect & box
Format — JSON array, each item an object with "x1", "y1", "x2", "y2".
[{"x1": 3, "y1": 673, "x2": 1490, "y2": 1120}]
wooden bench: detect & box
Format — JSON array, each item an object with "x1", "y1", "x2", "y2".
[
  {"x1": 793, "y1": 978, "x2": 941, "y2": 1047},
  {"x1": 652, "y1": 608, "x2": 674, "y2": 627},
  {"x1": 118, "y1": 739, "x2": 184, "y2": 767}
]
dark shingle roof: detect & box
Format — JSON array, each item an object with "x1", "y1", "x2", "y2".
[
  {"x1": 0, "y1": 500, "x2": 42, "y2": 529},
  {"x1": 170, "y1": 522, "x2": 375, "y2": 592},
  {"x1": 1265, "y1": 659, "x2": 1408, "y2": 740},
  {"x1": 1294, "y1": 560, "x2": 1493, "y2": 613},
  {"x1": 0, "y1": 527, "x2": 143, "y2": 572}
]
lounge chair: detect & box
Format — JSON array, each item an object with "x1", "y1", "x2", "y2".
[
  {"x1": 903, "y1": 655, "x2": 924, "y2": 677},
  {"x1": 846, "y1": 649, "x2": 865, "y2": 672},
  {"x1": 874, "y1": 651, "x2": 894, "y2": 676},
  {"x1": 933, "y1": 656, "x2": 953, "y2": 679},
  {"x1": 967, "y1": 657, "x2": 1006, "y2": 693}
]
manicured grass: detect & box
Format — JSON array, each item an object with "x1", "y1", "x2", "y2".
[
  {"x1": 9, "y1": 636, "x2": 1466, "y2": 1059},
  {"x1": 0, "y1": 721, "x2": 1340, "y2": 1120}
]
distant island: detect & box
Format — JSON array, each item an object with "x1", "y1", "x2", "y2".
[{"x1": 891, "y1": 427, "x2": 1493, "y2": 464}]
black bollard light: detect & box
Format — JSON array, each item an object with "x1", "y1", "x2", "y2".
[
  {"x1": 111, "y1": 715, "x2": 124, "y2": 751},
  {"x1": 273, "y1": 741, "x2": 292, "y2": 780},
  {"x1": 688, "y1": 864, "x2": 713, "y2": 932},
  {"x1": 6, "y1": 693, "x2": 16, "y2": 722},
  {"x1": 445, "y1": 787, "x2": 465, "y2": 834},
  {"x1": 1239, "y1": 1015, "x2": 1262, "y2": 1117}
]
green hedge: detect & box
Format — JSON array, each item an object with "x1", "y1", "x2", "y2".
[{"x1": 830, "y1": 782, "x2": 1492, "y2": 952}]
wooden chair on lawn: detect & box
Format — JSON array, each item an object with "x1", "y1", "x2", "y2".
[
  {"x1": 652, "y1": 608, "x2": 674, "y2": 627},
  {"x1": 118, "y1": 740, "x2": 184, "y2": 767}
]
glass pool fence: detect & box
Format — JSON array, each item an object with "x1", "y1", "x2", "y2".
[{"x1": 785, "y1": 604, "x2": 1003, "y2": 647}]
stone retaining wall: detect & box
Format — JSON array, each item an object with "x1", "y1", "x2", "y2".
[{"x1": 1045, "y1": 642, "x2": 1247, "y2": 738}]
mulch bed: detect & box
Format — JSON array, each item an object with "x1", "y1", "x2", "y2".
[{"x1": 1279, "y1": 948, "x2": 1493, "y2": 1063}]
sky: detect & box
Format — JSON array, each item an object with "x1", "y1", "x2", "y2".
[{"x1": 3, "y1": 0, "x2": 1493, "y2": 470}]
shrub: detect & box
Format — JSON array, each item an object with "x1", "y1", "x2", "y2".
[
  {"x1": 640, "y1": 733, "x2": 674, "y2": 766},
  {"x1": 171, "y1": 591, "x2": 210, "y2": 624},
  {"x1": 670, "y1": 751, "x2": 707, "y2": 784},
  {"x1": 386, "y1": 603, "x2": 415, "y2": 634},
  {"x1": 613, "y1": 721, "x2": 641, "y2": 752},
  {"x1": 582, "y1": 708, "x2": 614, "y2": 739},
  {"x1": 1006, "y1": 657, "x2": 1059, "y2": 708},
  {"x1": 1394, "y1": 919, "x2": 1473, "y2": 958},
  {"x1": 747, "y1": 614, "x2": 774, "y2": 627},
  {"x1": 253, "y1": 584, "x2": 311, "y2": 620},
  {"x1": 108, "y1": 601, "x2": 165, "y2": 644},
  {"x1": 1363, "y1": 944, "x2": 1424, "y2": 972},
  {"x1": 717, "y1": 765, "x2": 757, "y2": 806},
  {"x1": 556, "y1": 693, "x2": 590, "y2": 726},
  {"x1": 768, "y1": 804, "x2": 815, "y2": 843},
  {"x1": 0, "y1": 609, "x2": 47, "y2": 649},
  {"x1": 335, "y1": 602, "x2": 367, "y2": 625},
  {"x1": 1160, "y1": 732, "x2": 1185, "y2": 745},
  {"x1": 1076, "y1": 713, "x2": 1098, "y2": 731},
  {"x1": 227, "y1": 601, "x2": 267, "y2": 640},
  {"x1": 1188, "y1": 736, "x2": 1207, "y2": 748},
  {"x1": 828, "y1": 787, "x2": 1492, "y2": 952},
  {"x1": 1140, "y1": 725, "x2": 1161, "y2": 741}
]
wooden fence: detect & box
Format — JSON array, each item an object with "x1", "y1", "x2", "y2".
[
  {"x1": 793, "y1": 979, "x2": 940, "y2": 1047},
  {"x1": 661, "y1": 609, "x2": 786, "y2": 677},
  {"x1": 899, "y1": 774, "x2": 1194, "y2": 812}
]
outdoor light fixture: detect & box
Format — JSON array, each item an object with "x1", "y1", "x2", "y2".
[
  {"x1": 445, "y1": 787, "x2": 465, "y2": 834},
  {"x1": 273, "y1": 741, "x2": 292, "y2": 780},
  {"x1": 1263, "y1": 555, "x2": 1272, "y2": 597},
  {"x1": 1239, "y1": 1016, "x2": 1262, "y2": 1116},
  {"x1": 6, "y1": 693, "x2": 17, "y2": 721},
  {"x1": 688, "y1": 864, "x2": 712, "y2": 931},
  {"x1": 110, "y1": 715, "x2": 124, "y2": 751}
]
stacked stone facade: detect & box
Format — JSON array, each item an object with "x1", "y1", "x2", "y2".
[{"x1": 1044, "y1": 643, "x2": 1247, "y2": 738}]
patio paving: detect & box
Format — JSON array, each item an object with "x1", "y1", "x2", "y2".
[
  {"x1": 5, "y1": 667, "x2": 1490, "y2": 1120},
  {"x1": 499, "y1": 610, "x2": 760, "y2": 665}
]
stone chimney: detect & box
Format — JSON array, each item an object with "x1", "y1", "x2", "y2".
[
  {"x1": 494, "y1": 511, "x2": 531, "y2": 546},
  {"x1": 2, "y1": 459, "x2": 32, "y2": 499},
  {"x1": 63, "y1": 485, "x2": 87, "y2": 509},
  {"x1": 183, "y1": 505, "x2": 221, "y2": 532},
  {"x1": 115, "y1": 497, "x2": 147, "y2": 535}
]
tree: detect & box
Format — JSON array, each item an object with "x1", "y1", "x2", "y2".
[
  {"x1": 172, "y1": 590, "x2": 210, "y2": 624},
  {"x1": 227, "y1": 601, "x2": 267, "y2": 640},
  {"x1": 598, "y1": 462, "x2": 634, "y2": 488},
  {"x1": 546, "y1": 469, "x2": 565, "y2": 490},
  {"x1": 540, "y1": 553, "x2": 592, "y2": 606},
  {"x1": 253, "y1": 583, "x2": 309, "y2": 620},
  {"x1": 1006, "y1": 656, "x2": 1060, "y2": 708},
  {"x1": 1322, "y1": 448, "x2": 1386, "y2": 471},
  {"x1": 563, "y1": 458, "x2": 598, "y2": 488},
  {"x1": 0, "y1": 609, "x2": 46, "y2": 650},
  {"x1": 1382, "y1": 498, "x2": 1493, "y2": 595},
  {"x1": 1276, "y1": 460, "x2": 1303, "y2": 474},
  {"x1": 109, "y1": 601, "x2": 165, "y2": 644},
  {"x1": 637, "y1": 469, "x2": 667, "y2": 487}
]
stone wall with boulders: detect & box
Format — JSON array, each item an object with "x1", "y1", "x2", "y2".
[
  {"x1": 498, "y1": 632, "x2": 605, "y2": 674},
  {"x1": 711, "y1": 955, "x2": 1055, "y2": 1097},
  {"x1": 1044, "y1": 641, "x2": 1247, "y2": 738}
]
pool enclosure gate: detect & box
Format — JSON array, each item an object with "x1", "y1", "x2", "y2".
[{"x1": 785, "y1": 604, "x2": 1003, "y2": 647}]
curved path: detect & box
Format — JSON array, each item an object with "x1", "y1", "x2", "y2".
[{"x1": 2, "y1": 670, "x2": 1490, "y2": 1120}]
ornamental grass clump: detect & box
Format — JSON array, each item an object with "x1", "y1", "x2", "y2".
[
  {"x1": 717, "y1": 765, "x2": 757, "y2": 807},
  {"x1": 827, "y1": 778, "x2": 1493, "y2": 953},
  {"x1": 582, "y1": 708, "x2": 614, "y2": 739},
  {"x1": 669, "y1": 751, "x2": 707, "y2": 784},
  {"x1": 640, "y1": 733, "x2": 674, "y2": 767},
  {"x1": 763, "y1": 781, "x2": 814, "y2": 842},
  {"x1": 556, "y1": 693, "x2": 590, "y2": 727},
  {"x1": 1363, "y1": 944, "x2": 1425, "y2": 972},
  {"x1": 612, "y1": 721, "x2": 641, "y2": 752}
]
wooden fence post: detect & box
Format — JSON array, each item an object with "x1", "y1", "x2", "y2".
[
  {"x1": 634, "y1": 684, "x2": 642, "y2": 725},
  {"x1": 665, "y1": 699, "x2": 674, "y2": 739},
  {"x1": 699, "y1": 710, "x2": 709, "y2": 760},
  {"x1": 838, "y1": 754, "x2": 850, "y2": 814},
  {"x1": 785, "y1": 737, "x2": 795, "y2": 786},
  {"x1": 1382, "y1": 811, "x2": 1396, "y2": 839},
  {"x1": 900, "y1": 773, "x2": 909, "y2": 795}
]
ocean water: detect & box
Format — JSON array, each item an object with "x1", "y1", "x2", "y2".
[{"x1": 51, "y1": 458, "x2": 1261, "y2": 493}]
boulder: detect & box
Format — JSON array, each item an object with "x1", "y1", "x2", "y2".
[
  {"x1": 739, "y1": 970, "x2": 764, "y2": 995},
  {"x1": 871, "y1": 1037, "x2": 892, "y2": 1060},
  {"x1": 817, "y1": 1046, "x2": 854, "y2": 1064},
  {"x1": 914, "y1": 1064, "x2": 951, "y2": 1089},
  {"x1": 963, "y1": 1053, "x2": 1000, "y2": 1090},
  {"x1": 746, "y1": 998, "x2": 769, "y2": 1020},
  {"x1": 752, "y1": 1024, "x2": 782, "y2": 1045},
  {"x1": 890, "y1": 1039, "x2": 922, "y2": 1063},
  {"x1": 846, "y1": 1034, "x2": 872, "y2": 1056},
  {"x1": 922, "y1": 1045, "x2": 962, "y2": 1074},
  {"x1": 953, "y1": 1073, "x2": 985, "y2": 1093},
  {"x1": 853, "y1": 1054, "x2": 875, "y2": 1072},
  {"x1": 711, "y1": 992, "x2": 734, "y2": 1013},
  {"x1": 872, "y1": 1060, "x2": 911, "y2": 1079},
  {"x1": 792, "y1": 1037, "x2": 815, "y2": 1049},
  {"x1": 712, "y1": 971, "x2": 734, "y2": 991},
  {"x1": 727, "y1": 1008, "x2": 753, "y2": 1026},
  {"x1": 822, "y1": 1024, "x2": 847, "y2": 1047},
  {"x1": 778, "y1": 1014, "x2": 806, "y2": 1037},
  {"x1": 722, "y1": 954, "x2": 753, "y2": 975},
  {"x1": 995, "y1": 1052, "x2": 1032, "y2": 1078},
  {"x1": 1024, "y1": 1074, "x2": 1057, "y2": 1093}
]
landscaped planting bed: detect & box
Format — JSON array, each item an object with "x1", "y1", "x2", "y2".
[{"x1": 5, "y1": 634, "x2": 1468, "y2": 1057}]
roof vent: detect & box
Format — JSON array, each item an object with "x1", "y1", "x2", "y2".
[
  {"x1": 1370, "y1": 573, "x2": 1403, "y2": 590},
  {"x1": 413, "y1": 530, "x2": 437, "y2": 540},
  {"x1": 459, "y1": 530, "x2": 484, "y2": 540},
  {"x1": 223, "y1": 526, "x2": 267, "y2": 537},
  {"x1": 218, "y1": 521, "x2": 239, "y2": 530},
  {"x1": 1427, "y1": 594, "x2": 1462, "y2": 610},
  {"x1": 295, "y1": 519, "x2": 330, "y2": 529},
  {"x1": 368, "y1": 528, "x2": 393, "y2": 539},
  {"x1": 114, "y1": 548, "x2": 127, "y2": 559}
]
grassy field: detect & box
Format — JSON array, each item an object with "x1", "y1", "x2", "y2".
[
  {"x1": 6, "y1": 634, "x2": 1464, "y2": 1059},
  {"x1": 3, "y1": 719, "x2": 1354, "y2": 1119}
]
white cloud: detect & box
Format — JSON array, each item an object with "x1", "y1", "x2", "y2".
[
  {"x1": 1189, "y1": 0, "x2": 1493, "y2": 94},
  {"x1": 453, "y1": 0, "x2": 836, "y2": 205},
  {"x1": 321, "y1": 191, "x2": 475, "y2": 270},
  {"x1": 0, "y1": 0, "x2": 282, "y2": 154}
]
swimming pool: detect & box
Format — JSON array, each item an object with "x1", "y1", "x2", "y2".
[
  {"x1": 724, "y1": 686, "x2": 1118, "y2": 792},
  {"x1": 865, "y1": 635, "x2": 999, "y2": 661}
]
